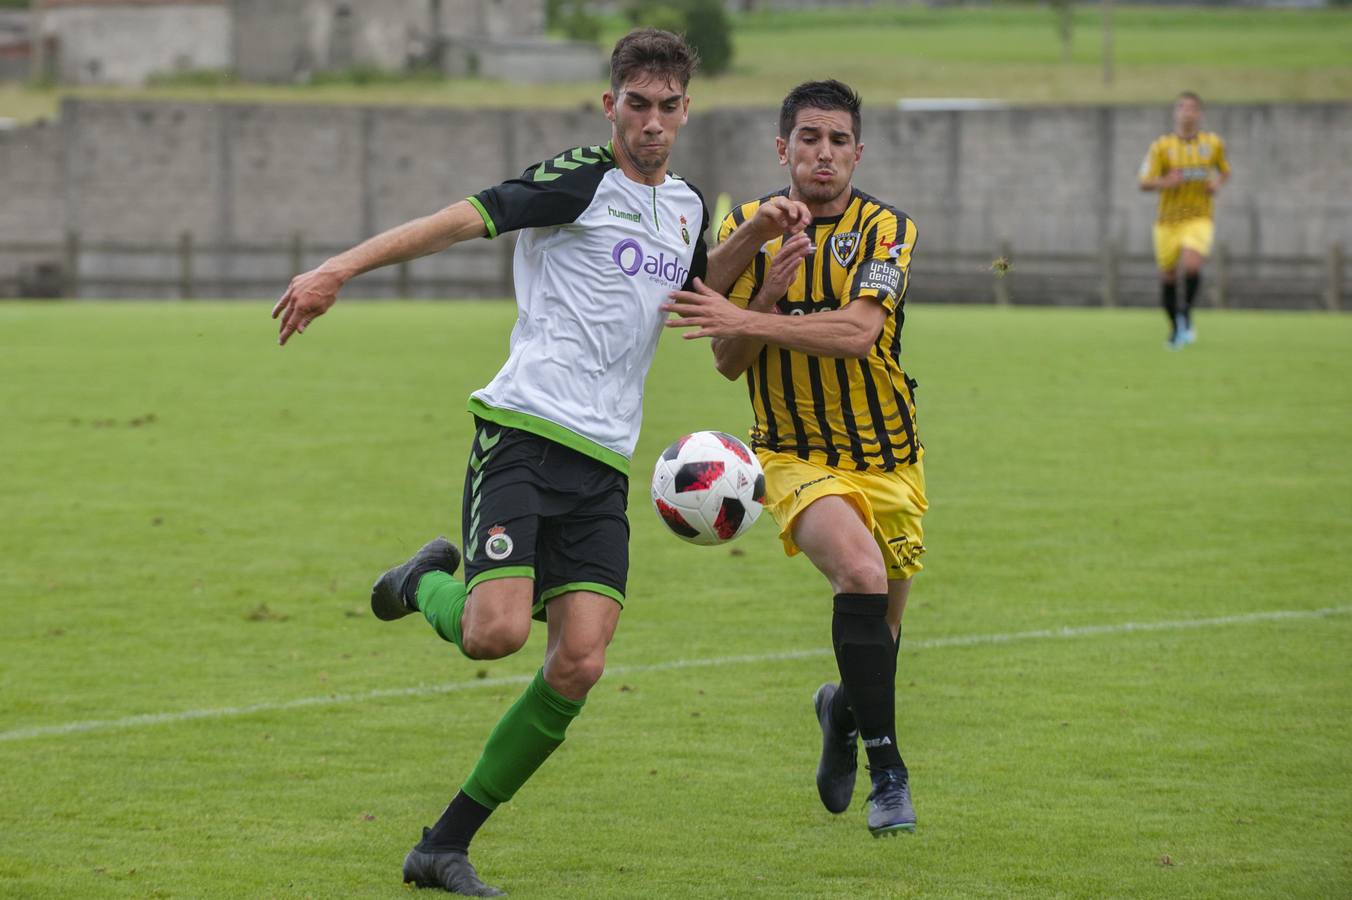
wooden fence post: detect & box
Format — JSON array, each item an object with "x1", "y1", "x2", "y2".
[
  {"x1": 178, "y1": 231, "x2": 194, "y2": 299},
  {"x1": 993, "y1": 240, "x2": 1011, "y2": 306},
  {"x1": 1211, "y1": 242, "x2": 1228, "y2": 309},
  {"x1": 1326, "y1": 243, "x2": 1344, "y2": 313},
  {"x1": 1101, "y1": 237, "x2": 1119, "y2": 308},
  {"x1": 62, "y1": 230, "x2": 80, "y2": 298}
]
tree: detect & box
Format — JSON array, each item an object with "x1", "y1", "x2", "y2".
[
  {"x1": 1101, "y1": 0, "x2": 1115, "y2": 86},
  {"x1": 624, "y1": 0, "x2": 735, "y2": 76},
  {"x1": 1049, "y1": 0, "x2": 1074, "y2": 65},
  {"x1": 545, "y1": 0, "x2": 603, "y2": 43}
]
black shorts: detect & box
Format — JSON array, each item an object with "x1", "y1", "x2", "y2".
[{"x1": 461, "y1": 418, "x2": 629, "y2": 620}]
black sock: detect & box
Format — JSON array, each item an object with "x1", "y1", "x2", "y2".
[
  {"x1": 827, "y1": 683, "x2": 857, "y2": 734},
  {"x1": 831, "y1": 593, "x2": 902, "y2": 771},
  {"x1": 1183, "y1": 272, "x2": 1200, "y2": 326},
  {"x1": 1161, "y1": 281, "x2": 1179, "y2": 337},
  {"x1": 843, "y1": 634, "x2": 905, "y2": 756},
  {"x1": 417, "y1": 791, "x2": 493, "y2": 855}
]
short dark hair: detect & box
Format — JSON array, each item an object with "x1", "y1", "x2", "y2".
[
  {"x1": 610, "y1": 28, "x2": 699, "y2": 94},
  {"x1": 1177, "y1": 91, "x2": 1203, "y2": 106},
  {"x1": 779, "y1": 79, "x2": 863, "y2": 140}
]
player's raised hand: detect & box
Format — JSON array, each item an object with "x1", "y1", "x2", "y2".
[
  {"x1": 662, "y1": 278, "x2": 750, "y2": 340},
  {"x1": 752, "y1": 233, "x2": 813, "y2": 310},
  {"x1": 272, "y1": 266, "x2": 344, "y2": 346},
  {"x1": 748, "y1": 196, "x2": 813, "y2": 240}
]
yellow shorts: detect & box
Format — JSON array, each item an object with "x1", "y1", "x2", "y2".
[
  {"x1": 757, "y1": 450, "x2": 928, "y2": 580},
  {"x1": 1153, "y1": 218, "x2": 1214, "y2": 271}
]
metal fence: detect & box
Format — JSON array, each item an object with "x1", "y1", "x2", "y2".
[{"x1": 0, "y1": 232, "x2": 1345, "y2": 312}]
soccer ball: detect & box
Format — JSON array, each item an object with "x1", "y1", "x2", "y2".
[{"x1": 650, "y1": 431, "x2": 766, "y2": 545}]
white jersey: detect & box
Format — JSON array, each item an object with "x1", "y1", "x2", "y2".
[{"x1": 465, "y1": 143, "x2": 709, "y2": 474}]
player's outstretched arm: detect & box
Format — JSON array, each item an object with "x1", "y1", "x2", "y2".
[
  {"x1": 702, "y1": 196, "x2": 812, "y2": 295},
  {"x1": 666, "y1": 276, "x2": 887, "y2": 362},
  {"x1": 272, "y1": 200, "x2": 488, "y2": 346},
  {"x1": 1139, "y1": 169, "x2": 1183, "y2": 192}
]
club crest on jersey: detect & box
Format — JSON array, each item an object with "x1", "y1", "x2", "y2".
[
  {"x1": 830, "y1": 231, "x2": 860, "y2": 267},
  {"x1": 679, "y1": 214, "x2": 690, "y2": 246},
  {"x1": 485, "y1": 525, "x2": 514, "y2": 561}
]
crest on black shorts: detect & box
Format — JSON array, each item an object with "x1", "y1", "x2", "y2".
[
  {"x1": 830, "y1": 231, "x2": 861, "y2": 268},
  {"x1": 485, "y1": 525, "x2": 514, "y2": 561}
]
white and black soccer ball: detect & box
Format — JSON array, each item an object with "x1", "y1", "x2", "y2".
[{"x1": 650, "y1": 431, "x2": 766, "y2": 546}]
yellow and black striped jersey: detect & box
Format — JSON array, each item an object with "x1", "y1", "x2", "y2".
[
  {"x1": 719, "y1": 188, "x2": 920, "y2": 471},
  {"x1": 1138, "y1": 131, "x2": 1230, "y2": 224}
]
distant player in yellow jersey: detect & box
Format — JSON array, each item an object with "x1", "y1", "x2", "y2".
[
  {"x1": 664, "y1": 80, "x2": 923, "y2": 838},
  {"x1": 1139, "y1": 91, "x2": 1231, "y2": 348}
]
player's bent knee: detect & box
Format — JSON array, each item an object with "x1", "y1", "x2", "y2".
[
  {"x1": 831, "y1": 557, "x2": 888, "y2": 596},
  {"x1": 546, "y1": 650, "x2": 607, "y2": 697},
  {"x1": 462, "y1": 615, "x2": 531, "y2": 659}
]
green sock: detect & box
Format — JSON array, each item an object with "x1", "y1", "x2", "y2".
[
  {"x1": 417, "y1": 571, "x2": 469, "y2": 651},
  {"x1": 462, "y1": 669, "x2": 585, "y2": 810}
]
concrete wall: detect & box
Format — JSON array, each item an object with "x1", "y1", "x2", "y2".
[
  {"x1": 232, "y1": 0, "x2": 429, "y2": 82},
  {"x1": 16, "y1": 0, "x2": 547, "y2": 86},
  {"x1": 1, "y1": 98, "x2": 1348, "y2": 303},
  {"x1": 41, "y1": 4, "x2": 230, "y2": 85},
  {"x1": 677, "y1": 102, "x2": 1352, "y2": 261},
  {"x1": 0, "y1": 120, "x2": 64, "y2": 239},
  {"x1": 444, "y1": 37, "x2": 605, "y2": 82},
  {"x1": 231, "y1": 0, "x2": 546, "y2": 83}
]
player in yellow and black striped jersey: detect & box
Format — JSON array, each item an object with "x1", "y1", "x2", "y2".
[
  {"x1": 664, "y1": 80, "x2": 925, "y2": 838},
  {"x1": 1139, "y1": 91, "x2": 1231, "y2": 348},
  {"x1": 717, "y1": 190, "x2": 920, "y2": 472}
]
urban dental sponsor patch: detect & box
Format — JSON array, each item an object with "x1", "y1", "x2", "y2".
[{"x1": 855, "y1": 259, "x2": 903, "y2": 300}]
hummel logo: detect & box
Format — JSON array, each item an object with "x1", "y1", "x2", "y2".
[
  {"x1": 609, "y1": 206, "x2": 642, "y2": 223},
  {"x1": 862, "y1": 736, "x2": 894, "y2": 748}
]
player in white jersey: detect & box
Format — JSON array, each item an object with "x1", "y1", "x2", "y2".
[{"x1": 271, "y1": 29, "x2": 810, "y2": 897}]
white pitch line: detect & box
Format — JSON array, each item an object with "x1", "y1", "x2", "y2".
[{"x1": 2, "y1": 605, "x2": 1348, "y2": 745}]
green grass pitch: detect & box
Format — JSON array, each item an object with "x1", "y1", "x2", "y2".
[{"x1": 1, "y1": 300, "x2": 1349, "y2": 898}]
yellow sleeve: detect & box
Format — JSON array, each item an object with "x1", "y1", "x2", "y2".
[
  {"x1": 1138, "y1": 138, "x2": 1167, "y2": 183},
  {"x1": 847, "y1": 212, "x2": 915, "y2": 313},
  {"x1": 1213, "y1": 136, "x2": 1230, "y2": 176},
  {"x1": 716, "y1": 209, "x2": 739, "y2": 244},
  {"x1": 719, "y1": 207, "x2": 758, "y2": 310}
]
